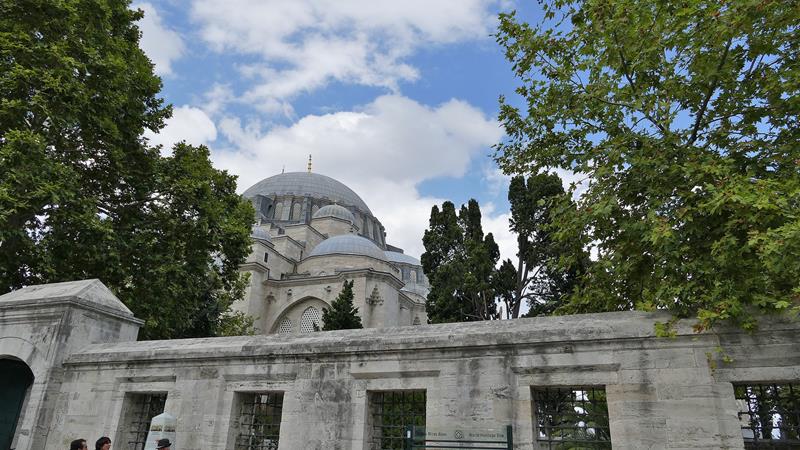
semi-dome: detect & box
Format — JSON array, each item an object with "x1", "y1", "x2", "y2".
[
  {"x1": 250, "y1": 225, "x2": 272, "y2": 242},
  {"x1": 313, "y1": 204, "x2": 355, "y2": 223},
  {"x1": 385, "y1": 251, "x2": 421, "y2": 266},
  {"x1": 243, "y1": 172, "x2": 372, "y2": 214},
  {"x1": 308, "y1": 234, "x2": 387, "y2": 261}
]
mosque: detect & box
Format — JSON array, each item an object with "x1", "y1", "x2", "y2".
[{"x1": 235, "y1": 167, "x2": 429, "y2": 334}]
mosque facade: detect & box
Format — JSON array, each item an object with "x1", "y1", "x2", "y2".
[{"x1": 235, "y1": 170, "x2": 429, "y2": 334}]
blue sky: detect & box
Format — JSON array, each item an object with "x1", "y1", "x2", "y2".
[{"x1": 137, "y1": 0, "x2": 550, "y2": 259}]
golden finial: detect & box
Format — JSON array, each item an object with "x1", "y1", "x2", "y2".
[{"x1": 307, "y1": 154, "x2": 312, "y2": 173}]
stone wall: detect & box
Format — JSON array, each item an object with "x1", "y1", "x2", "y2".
[
  {"x1": 52, "y1": 314, "x2": 800, "y2": 449},
  {"x1": 3, "y1": 281, "x2": 800, "y2": 450}
]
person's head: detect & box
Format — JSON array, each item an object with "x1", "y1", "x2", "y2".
[
  {"x1": 70, "y1": 439, "x2": 87, "y2": 450},
  {"x1": 156, "y1": 438, "x2": 171, "y2": 449},
  {"x1": 95, "y1": 437, "x2": 111, "y2": 450}
]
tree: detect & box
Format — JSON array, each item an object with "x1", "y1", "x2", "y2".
[
  {"x1": 0, "y1": 0, "x2": 254, "y2": 339},
  {"x1": 505, "y1": 173, "x2": 586, "y2": 318},
  {"x1": 422, "y1": 199, "x2": 499, "y2": 323},
  {"x1": 495, "y1": 1, "x2": 800, "y2": 331},
  {"x1": 321, "y1": 280, "x2": 363, "y2": 331}
]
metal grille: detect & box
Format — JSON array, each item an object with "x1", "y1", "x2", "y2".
[
  {"x1": 735, "y1": 383, "x2": 800, "y2": 448},
  {"x1": 299, "y1": 307, "x2": 322, "y2": 333},
  {"x1": 236, "y1": 392, "x2": 284, "y2": 450},
  {"x1": 533, "y1": 387, "x2": 611, "y2": 449},
  {"x1": 125, "y1": 393, "x2": 167, "y2": 450},
  {"x1": 370, "y1": 390, "x2": 426, "y2": 450},
  {"x1": 277, "y1": 318, "x2": 293, "y2": 334}
]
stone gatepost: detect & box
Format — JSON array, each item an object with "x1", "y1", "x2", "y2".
[{"x1": 0, "y1": 279, "x2": 142, "y2": 450}]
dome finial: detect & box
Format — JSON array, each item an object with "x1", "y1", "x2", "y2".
[{"x1": 307, "y1": 154, "x2": 312, "y2": 173}]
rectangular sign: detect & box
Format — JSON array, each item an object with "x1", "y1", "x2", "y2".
[{"x1": 412, "y1": 426, "x2": 509, "y2": 441}]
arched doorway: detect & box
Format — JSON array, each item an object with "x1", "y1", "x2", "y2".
[{"x1": 0, "y1": 358, "x2": 33, "y2": 449}]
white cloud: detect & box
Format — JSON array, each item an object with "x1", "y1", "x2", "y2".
[
  {"x1": 189, "y1": 0, "x2": 499, "y2": 109},
  {"x1": 481, "y1": 203, "x2": 516, "y2": 265},
  {"x1": 211, "y1": 94, "x2": 502, "y2": 257},
  {"x1": 135, "y1": 3, "x2": 186, "y2": 76},
  {"x1": 552, "y1": 167, "x2": 591, "y2": 201},
  {"x1": 145, "y1": 106, "x2": 217, "y2": 154}
]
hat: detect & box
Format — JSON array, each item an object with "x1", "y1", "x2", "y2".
[{"x1": 156, "y1": 438, "x2": 172, "y2": 449}]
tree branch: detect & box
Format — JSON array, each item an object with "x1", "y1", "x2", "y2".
[
  {"x1": 688, "y1": 39, "x2": 732, "y2": 146},
  {"x1": 612, "y1": 31, "x2": 668, "y2": 135}
]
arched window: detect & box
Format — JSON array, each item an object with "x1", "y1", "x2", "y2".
[
  {"x1": 274, "y1": 202, "x2": 284, "y2": 220},
  {"x1": 277, "y1": 318, "x2": 293, "y2": 334},
  {"x1": 291, "y1": 202, "x2": 302, "y2": 221},
  {"x1": 300, "y1": 307, "x2": 322, "y2": 333}
]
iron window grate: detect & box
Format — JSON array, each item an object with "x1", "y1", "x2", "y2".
[
  {"x1": 735, "y1": 383, "x2": 800, "y2": 449},
  {"x1": 533, "y1": 387, "x2": 611, "y2": 449},
  {"x1": 370, "y1": 390, "x2": 426, "y2": 450},
  {"x1": 236, "y1": 392, "x2": 284, "y2": 450},
  {"x1": 126, "y1": 393, "x2": 167, "y2": 450}
]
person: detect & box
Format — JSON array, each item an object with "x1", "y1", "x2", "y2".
[
  {"x1": 95, "y1": 437, "x2": 111, "y2": 450},
  {"x1": 69, "y1": 439, "x2": 87, "y2": 450},
  {"x1": 156, "y1": 438, "x2": 171, "y2": 449}
]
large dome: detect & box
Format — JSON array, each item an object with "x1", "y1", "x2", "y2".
[
  {"x1": 308, "y1": 235, "x2": 387, "y2": 261},
  {"x1": 243, "y1": 172, "x2": 372, "y2": 214}
]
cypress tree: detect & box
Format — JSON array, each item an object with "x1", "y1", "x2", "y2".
[{"x1": 321, "y1": 280, "x2": 363, "y2": 331}]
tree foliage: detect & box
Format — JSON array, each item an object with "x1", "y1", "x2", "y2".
[
  {"x1": 321, "y1": 280, "x2": 363, "y2": 331},
  {"x1": 504, "y1": 173, "x2": 587, "y2": 318},
  {"x1": 422, "y1": 199, "x2": 500, "y2": 323},
  {"x1": 495, "y1": 0, "x2": 800, "y2": 330},
  {"x1": 0, "y1": 0, "x2": 254, "y2": 339}
]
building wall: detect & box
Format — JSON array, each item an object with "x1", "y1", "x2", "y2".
[
  {"x1": 33, "y1": 307, "x2": 800, "y2": 450},
  {"x1": 270, "y1": 235, "x2": 304, "y2": 261},
  {"x1": 7, "y1": 281, "x2": 800, "y2": 450},
  {"x1": 258, "y1": 270, "x2": 408, "y2": 332},
  {"x1": 283, "y1": 223, "x2": 326, "y2": 255}
]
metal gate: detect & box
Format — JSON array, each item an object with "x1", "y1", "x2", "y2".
[{"x1": 0, "y1": 359, "x2": 34, "y2": 450}]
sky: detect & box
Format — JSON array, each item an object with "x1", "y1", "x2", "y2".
[{"x1": 137, "y1": 0, "x2": 550, "y2": 261}]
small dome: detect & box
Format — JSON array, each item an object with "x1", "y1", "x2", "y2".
[
  {"x1": 385, "y1": 251, "x2": 421, "y2": 266},
  {"x1": 313, "y1": 204, "x2": 355, "y2": 223},
  {"x1": 250, "y1": 225, "x2": 272, "y2": 243},
  {"x1": 308, "y1": 235, "x2": 386, "y2": 261}
]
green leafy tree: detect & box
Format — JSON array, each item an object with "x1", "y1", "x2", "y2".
[
  {"x1": 0, "y1": 0, "x2": 253, "y2": 339},
  {"x1": 321, "y1": 280, "x2": 363, "y2": 330},
  {"x1": 422, "y1": 199, "x2": 499, "y2": 323},
  {"x1": 495, "y1": 0, "x2": 800, "y2": 331}
]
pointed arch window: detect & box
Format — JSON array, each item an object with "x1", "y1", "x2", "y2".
[{"x1": 300, "y1": 307, "x2": 322, "y2": 333}]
